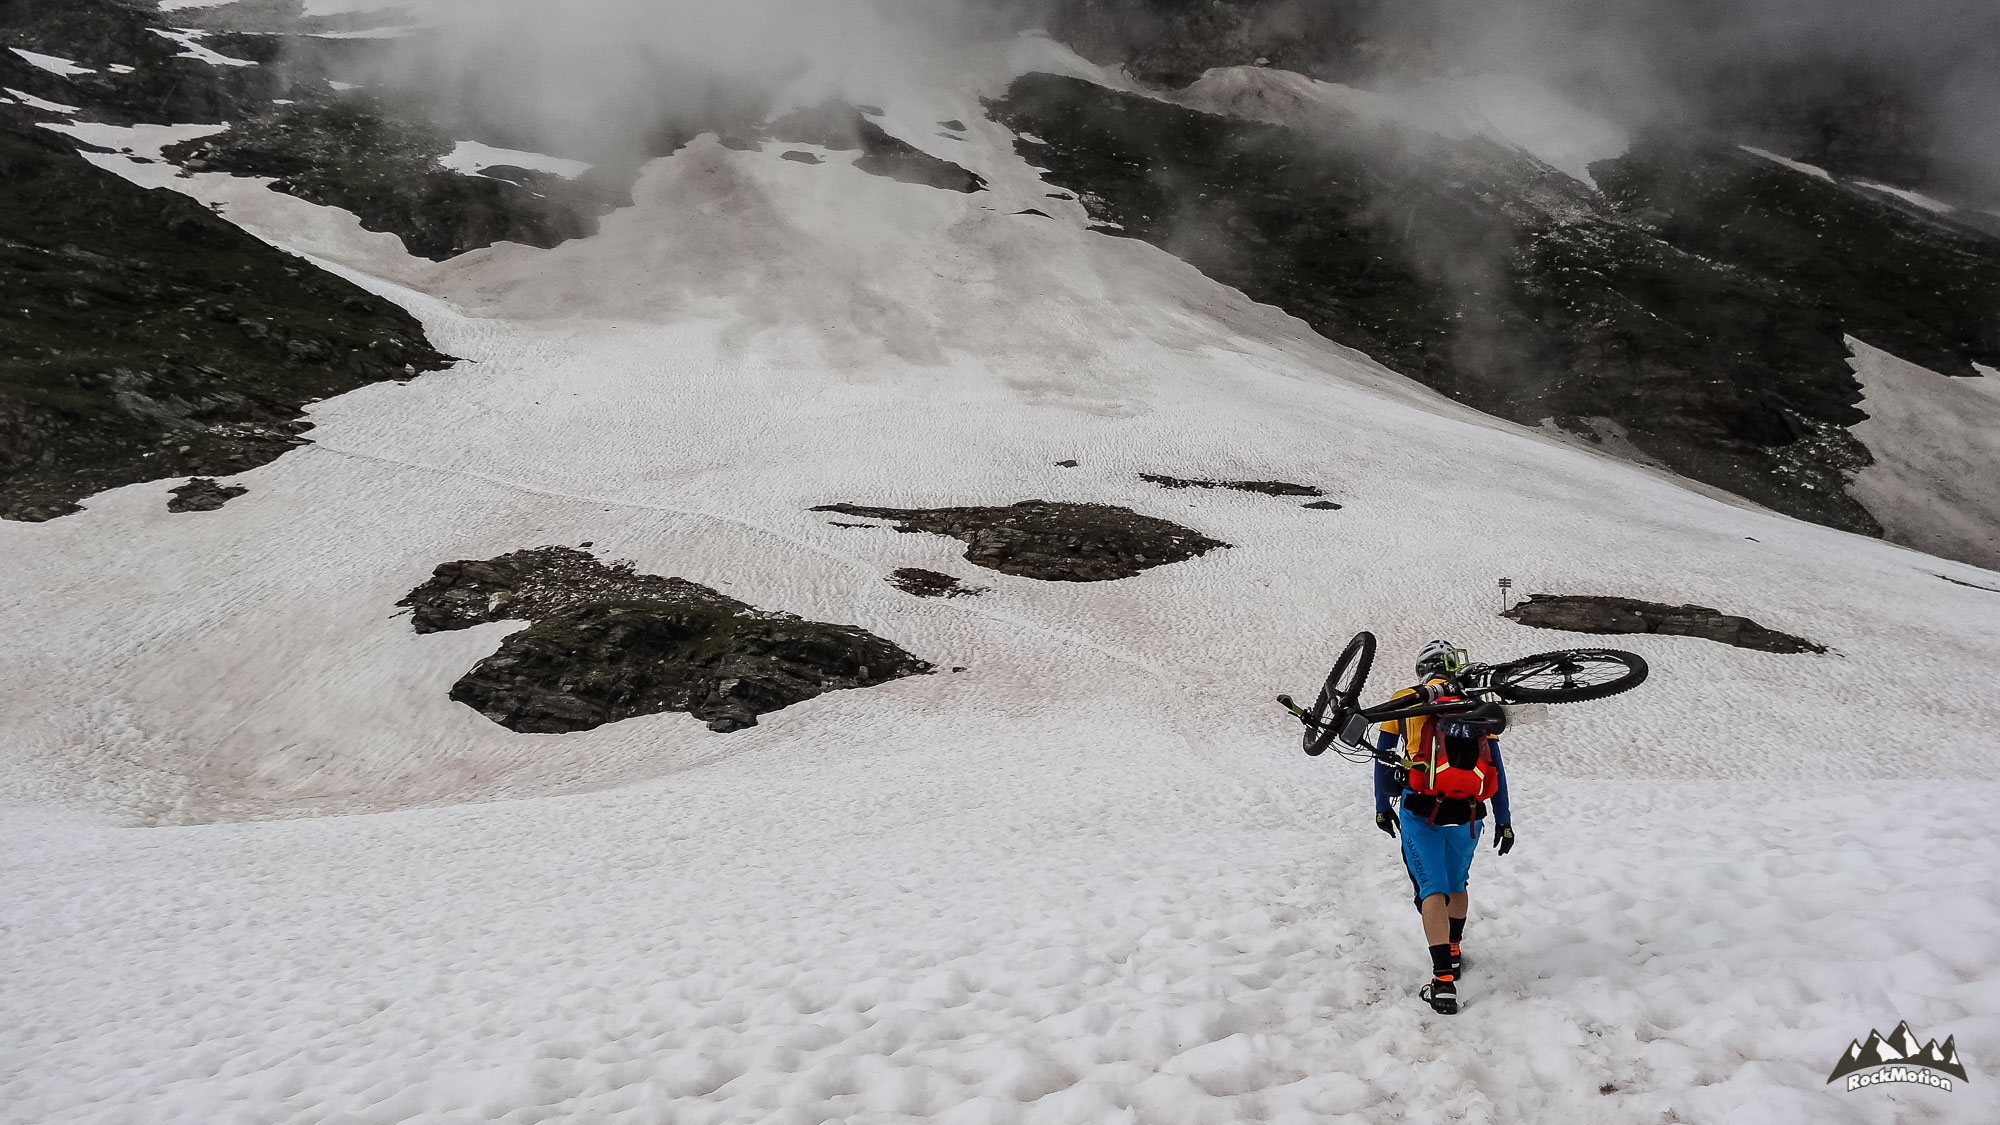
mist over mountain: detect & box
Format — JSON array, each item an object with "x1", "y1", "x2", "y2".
[
  {"x1": 7, "y1": 0, "x2": 1999, "y2": 560},
  {"x1": 296, "y1": 0, "x2": 1016, "y2": 165},
  {"x1": 4, "y1": 2, "x2": 2000, "y2": 1121},
  {"x1": 1043, "y1": 0, "x2": 2000, "y2": 204},
  {"x1": 196, "y1": 0, "x2": 2000, "y2": 203}
]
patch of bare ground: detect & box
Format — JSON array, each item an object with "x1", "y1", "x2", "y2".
[
  {"x1": 1139, "y1": 472, "x2": 1324, "y2": 496},
  {"x1": 813, "y1": 499, "x2": 1228, "y2": 581},
  {"x1": 1504, "y1": 594, "x2": 1825, "y2": 653},
  {"x1": 400, "y1": 547, "x2": 933, "y2": 733}
]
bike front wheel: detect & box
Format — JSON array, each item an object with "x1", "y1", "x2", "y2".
[
  {"x1": 1306, "y1": 631, "x2": 1375, "y2": 755},
  {"x1": 1484, "y1": 648, "x2": 1647, "y2": 704}
]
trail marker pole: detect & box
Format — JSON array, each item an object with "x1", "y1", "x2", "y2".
[{"x1": 1498, "y1": 577, "x2": 1513, "y2": 612}]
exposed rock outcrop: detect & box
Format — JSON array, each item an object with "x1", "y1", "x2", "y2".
[
  {"x1": 400, "y1": 547, "x2": 933, "y2": 733},
  {"x1": 888, "y1": 568, "x2": 989, "y2": 598},
  {"x1": 988, "y1": 73, "x2": 2000, "y2": 538},
  {"x1": 172, "y1": 0, "x2": 419, "y2": 37},
  {"x1": 166, "y1": 477, "x2": 245, "y2": 512},
  {"x1": 0, "y1": 0, "x2": 295, "y2": 125},
  {"x1": 1039, "y1": 1, "x2": 1989, "y2": 203},
  {"x1": 813, "y1": 500, "x2": 1228, "y2": 581},
  {"x1": 163, "y1": 98, "x2": 632, "y2": 261},
  {"x1": 1047, "y1": 0, "x2": 1382, "y2": 88},
  {"x1": 1139, "y1": 473, "x2": 1323, "y2": 496},
  {"x1": 1503, "y1": 594, "x2": 1825, "y2": 654},
  {"x1": 0, "y1": 119, "x2": 449, "y2": 522}
]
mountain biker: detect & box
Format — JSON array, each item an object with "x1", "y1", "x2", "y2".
[{"x1": 1374, "y1": 639, "x2": 1514, "y2": 1015}]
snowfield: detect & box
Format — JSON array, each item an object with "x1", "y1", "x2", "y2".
[
  {"x1": 8, "y1": 45, "x2": 96, "y2": 76},
  {"x1": 1848, "y1": 341, "x2": 2000, "y2": 573},
  {"x1": 3, "y1": 36, "x2": 1997, "y2": 1125},
  {"x1": 439, "y1": 140, "x2": 592, "y2": 180}
]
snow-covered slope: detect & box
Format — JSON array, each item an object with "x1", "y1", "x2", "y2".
[
  {"x1": 1847, "y1": 341, "x2": 2000, "y2": 570},
  {"x1": 3, "y1": 35, "x2": 1997, "y2": 1125}
]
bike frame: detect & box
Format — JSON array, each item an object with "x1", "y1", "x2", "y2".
[
  {"x1": 1289, "y1": 667, "x2": 1502, "y2": 756},
  {"x1": 1282, "y1": 630, "x2": 1646, "y2": 760}
]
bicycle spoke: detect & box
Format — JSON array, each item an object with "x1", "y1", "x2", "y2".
[{"x1": 1486, "y1": 648, "x2": 1647, "y2": 705}]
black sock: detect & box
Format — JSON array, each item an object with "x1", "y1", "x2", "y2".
[
  {"x1": 1429, "y1": 943, "x2": 1454, "y2": 979},
  {"x1": 1449, "y1": 916, "x2": 1465, "y2": 944}
]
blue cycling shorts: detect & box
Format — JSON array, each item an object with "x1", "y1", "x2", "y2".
[{"x1": 1399, "y1": 805, "x2": 1482, "y2": 906}]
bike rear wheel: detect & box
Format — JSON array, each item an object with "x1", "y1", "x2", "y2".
[
  {"x1": 1484, "y1": 648, "x2": 1647, "y2": 703},
  {"x1": 1306, "y1": 631, "x2": 1375, "y2": 756}
]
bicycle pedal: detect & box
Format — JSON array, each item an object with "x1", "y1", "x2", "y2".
[{"x1": 1420, "y1": 981, "x2": 1459, "y2": 1015}]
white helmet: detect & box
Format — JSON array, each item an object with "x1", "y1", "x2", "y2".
[{"x1": 1415, "y1": 639, "x2": 1463, "y2": 678}]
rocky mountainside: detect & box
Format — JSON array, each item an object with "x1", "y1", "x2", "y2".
[
  {"x1": 989, "y1": 72, "x2": 2000, "y2": 542},
  {"x1": 1047, "y1": 0, "x2": 1391, "y2": 88},
  {"x1": 0, "y1": 0, "x2": 459, "y2": 518},
  {"x1": 5, "y1": 10, "x2": 2000, "y2": 1119},
  {"x1": 0, "y1": 110, "x2": 447, "y2": 521},
  {"x1": 0, "y1": 0, "x2": 998, "y2": 522},
  {"x1": 1042, "y1": 0, "x2": 1999, "y2": 208},
  {"x1": 6, "y1": 0, "x2": 2000, "y2": 565}
]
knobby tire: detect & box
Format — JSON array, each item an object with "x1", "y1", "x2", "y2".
[
  {"x1": 1306, "y1": 631, "x2": 1374, "y2": 756},
  {"x1": 1485, "y1": 648, "x2": 1648, "y2": 703}
]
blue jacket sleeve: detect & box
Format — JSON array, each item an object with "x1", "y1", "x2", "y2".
[
  {"x1": 1489, "y1": 741, "x2": 1511, "y2": 824},
  {"x1": 1373, "y1": 729, "x2": 1399, "y2": 814}
]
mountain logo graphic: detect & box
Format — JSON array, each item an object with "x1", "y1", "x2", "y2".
[{"x1": 1827, "y1": 1021, "x2": 1968, "y2": 1090}]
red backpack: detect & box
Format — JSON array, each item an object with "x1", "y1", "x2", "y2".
[{"x1": 1405, "y1": 705, "x2": 1500, "y2": 803}]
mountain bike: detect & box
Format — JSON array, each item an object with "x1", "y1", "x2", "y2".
[{"x1": 1277, "y1": 631, "x2": 1648, "y2": 760}]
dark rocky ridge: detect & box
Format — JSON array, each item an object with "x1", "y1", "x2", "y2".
[
  {"x1": 0, "y1": 117, "x2": 448, "y2": 521},
  {"x1": 1699, "y1": 58, "x2": 1936, "y2": 192},
  {"x1": 987, "y1": 73, "x2": 2000, "y2": 538},
  {"x1": 1139, "y1": 473, "x2": 1323, "y2": 496},
  {"x1": 1047, "y1": 0, "x2": 1385, "y2": 89},
  {"x1": 1, "y1": 0, "x2": 455, "y2": 520},
  {"x1": 173, "y1": 0, "x2": 418, "y2": 37},
  {"x1": 0, "y1": 0, "x2": 297, "y2": 125},
  {"x1": 401, "y1": 547, "x2": 933, "y2": 734},
  {"x1": 1039, "y1": 0, "x2": 1995, "y2": 205},
  {"x1": 157, "y1": 93, "x2": 983, "y2": 262},
  {"x1": 1503, "y1": 594, "x2": 1825, "y2": 654},
  {"x1": 9, "y1": 2, "x2": 984, "y2": 267},
  {"x1": 166, "y1": 477, "x2": 245, "y2": 512},
  {"x1": 814, "y1": 500, "x2": 1228, "y2": 582},
  {"x1": 1597, "y1": 135, "x2": 2000, "y2": 381},
  {"x1": 5, "y1": 0, "x2": 683, "y2": 263},
  {"x1": 162, "y1": 96, "x2": 634, "y2": 261}
]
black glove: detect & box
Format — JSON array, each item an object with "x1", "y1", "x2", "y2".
[
  {"x1": 1495, "y1": 824, "x2": 1515, "y2": 855},
  {"x1": 1376, "y1": 810, "x2": 1398, "y2": 838}
]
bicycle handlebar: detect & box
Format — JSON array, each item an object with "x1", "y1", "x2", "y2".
[{"x1": 1279, "y1": 690, "x2": 1492, "y2": 733}]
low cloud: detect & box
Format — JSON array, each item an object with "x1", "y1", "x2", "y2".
[{"x1": 345, "y1": 0, "x2": 1011, "y2": 161}]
